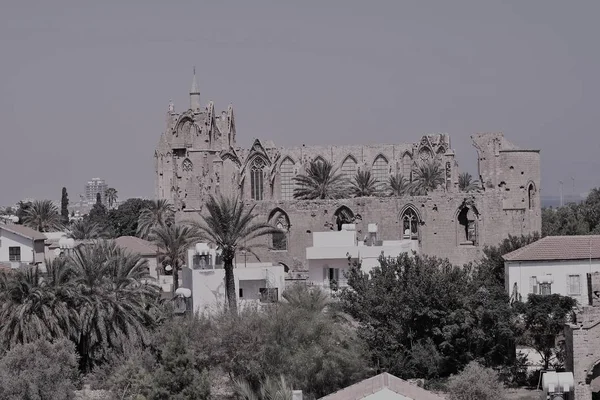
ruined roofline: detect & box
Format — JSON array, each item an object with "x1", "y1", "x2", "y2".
[{"x1": 499, "y1": 149, "x2": 540, "y2": 153}]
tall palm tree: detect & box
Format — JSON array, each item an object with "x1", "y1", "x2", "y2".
[
  {"x1": 105, "y1": 188, "x2": 118, "y2": 209},
  {"x1": 68, "y1": 219, "x2": 109, "y2": 240},
  {"x1": 388, "y1": 173, "x2": 410, "y2": 197},
  {"x1": 136, "y1": 199, "x2": 175, "y2": 239},
  {"x1": 293, "y1": 160, "x2": 348, "y2": 200},
  {"x1": 149, "y1": 223, "x2": 199, "y2": 292},
  {"x1": 234, "y1": 375, "x2": 294, "y2": 400},
  {"x1": 458, "y1": 172, "x2": 481, "y2": 192},
  {"x1": 410, "y1": 161, "x2": 445, "y2": 195},
  {"x1": 350, "y1": 170, "x2": 380, "y2": 197},
  {"x1": 190, "y1": 195, "x2": 279, "y2": 313},
  {"x1": 21, "y1": 200, "x2": 63, "y2": 232}
]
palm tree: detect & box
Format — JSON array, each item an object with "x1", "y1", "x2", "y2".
[
  {"x1": 350, "y1": 170, "x2": 380, "y2": 197},
  {"x1": 234, "y1": 375, "x2": 294, "y2": 400},
  {"x1": 149, "y1": 223, "x2": 199, "y2": 292},
  {"x1": 458, "y1": 172, "x2": 481, "y2": 192},
  {"x1": 21, "y1": 200, "x2": 63, "y2": 232},
  {"x1": 136, "y1": 199, "x2": 175, "y2": 239},
  {"x1": 410, "y1": 161, "x2": 445, "y2": 195},
  {"x1": 388, "y1": 174, "x2": 410, "y2": 197},
  {"x1": 293, "y1": 160, "x2": 348, "y2": 200},
  {"x1": 190, "y1": 195, "x2": 279, "y2": 313},
  {"x1": 68, "y1": 219, "x2": 109, "y2": 240},
  {"x1": 105, "y1": 188, "x2": 118, "y2": 209}
]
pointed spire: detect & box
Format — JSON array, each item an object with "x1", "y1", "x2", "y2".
[{"x1": 190, "y1": 66, "x2": 201, "y2": 112}]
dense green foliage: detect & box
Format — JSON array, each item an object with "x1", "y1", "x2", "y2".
[
  {"x1": 350, "y1": 170, "x2": 380, "y2": 197},
  {"x1": 542, "y1": 187, "x2": 600, "y2": 236},
  {"x1": 21, "y1": 199, "x2": 63, "y2": 232},
  {"x1": 447, "y1": 361, "x2": 507, "y2": 400},
  {"x1": 293, "y1": 159, "x2": 348, "y2": 200},
  {"x1": 107, "y1": 198, "x2": 154, "y2": 237},
  {"x1": 0, "y1": 339, "x2": 79, "y2": 400},
  {"x1": 61, "y1": 187, "x2": 70, "y2": 225}
]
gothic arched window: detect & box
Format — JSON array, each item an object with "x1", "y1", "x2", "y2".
[
  {"x1": 280, "y1": 158, "x2": 295, "y2": 200},
  {"x1": 182, "y1": 158, "x2": 193, "y2": 172},
  {"x1": 372, "y1": 155, "x2": 389, "y2": 183},
  {"x1": 251, "y1": 158, "x2": 266, "y2": 200},
  {"x1": 402, "y1": 152, "x2": 413, "y2": 181},
  {"x1": 269, "y1": 209, "x2": 290, "y2": 250},
  {"x1": 401, "y1": 206, "x2": 419, "y2": 240},
  {"x1": 528, "y1": 183, "x2": 536, "y2": 210},
  {"x1": 457, "y1": 205, "x2": 479, "y2": 245},
  {"x1": 341, "y1": 156, "x2": 357, "y2": 181}
]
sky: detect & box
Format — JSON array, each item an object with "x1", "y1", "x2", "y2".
[{"x1": 1, "y1": 0, "x2": 598, "y2": 205}]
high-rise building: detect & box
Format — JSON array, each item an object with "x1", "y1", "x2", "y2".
[{"x1": 85, "y1": 178, "x2": 107, "y2": 204}]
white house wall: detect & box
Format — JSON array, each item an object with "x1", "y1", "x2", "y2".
[
  {"x1": 0, "y1": 230, "x2": 36, "y2": 264},
  {"x1": 506, "y1": 259, "x2": 600, "y2": 304}
]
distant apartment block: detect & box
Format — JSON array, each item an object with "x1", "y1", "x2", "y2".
[{"x1": 85, "y1": 177, "x2": 107, "y2": 204}]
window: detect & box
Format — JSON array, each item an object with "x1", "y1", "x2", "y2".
[
  {"x1": 269, "y1": 209, "x2": 290, "y2": 251},
  {"x1": 182, "y1": 158, "x2": 193, "y2": 172},
  {"x1": 529, "y1": 276, "x2": 538, "y2": 294},
  {"x1": 334, "y1": 206, "x2": 354, "y2": 231},
  {"x1": 372, "y1": 155, "x2": 389, "y2": 183},
  {"x1": 402, "y1": 153, "x2": 413, "y2": 182},
  {"x1": 9, "y1": 247, "x2": 20, "y2": 262},
  {"x1": 568, "y1": 274, "x2": 581, "y2": 295},
  {"x1": 250, "y1": 158, "x2": 265, "y2": 200},
  {"x1": 528, "y1": 183, "x2": 535, "y2": 210},
  {"x1": 457, "y1": 206, "x2": 478, "y2": 245},
  {"x1": 259, "y1": 288, "x2": 278, "y2": 303},
  {"x1": 324, "y1": 267, "x2": 340, "y2": 290},
  {"x1": 239, "y1": 288, "x2": 244, "y2": 298},
  {"x1": 540, "y1": 283, "x2": 552, "y2": 295},
  {"x1": 280, "y1": 158, "x2": 295, "y2": 200},
  {"x1": 401, "y1": 207, "x2": 419, "y2": 240},
  {"x1": 341, "y1": 156, "x2": 357, "y2": 181}
]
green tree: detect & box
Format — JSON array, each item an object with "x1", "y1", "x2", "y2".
[
  {"x1": 387, "y1": 174, "x2": 410, "y2": 197},
  {"x1": 87, "y1": 194, "x2": 109, "y2": 228},
  {"x1": 0, "y1": 339, "x2": 79, "y2": 400},
  {"x1": 515, "y1": 294, "x2": 577, "y2": 370},
  {"x1": 293, "y1": 159, "x2": 348, "y2": 200},
  {"x1": 105, "y1": 187, "x2": 118, "y2": 209},
  {"x1": 410, "y1": 160, "x2": 445, "y2": 195},
  {"x1": 61, "y1": 187, "x2": 70, "y2": 225},
  {"x1": 22, "y1": 199, "x2": 63, "y2": 232},
  {"x1": 107, "y1": 198, "x2": 153, "y2": 237},
  {"x1": 16, "y1": 200, "x2": 32, "y2": 224},
  {"x1": 137, "y1": 199, "x2": 175, "y2": 239},
  {"x1": 542, "y1": 204, "x2": 589, "y2": 236},
  {"x1": 584, "y1": 187, "x2": 600, "y2": 233},
  {"x1": 447, "y1": 361, "x2": 507, "y2": 400},
  {"x1": 350, "y1": 170, "x2": 380, "y2": 197},
  {"x1": 150, "y1": 223, "x2": 200, "y2": 291},
  {"x1": 234, "y1": 375, "x2": 294, "y2": 400},
  {"x1": 191, "y1": 195, "x2": 278, "y2": 313},
  {"x1": 68, "y1": 219, "x2": 109, "y2": 240},
  {"x1": 458, "y1": 172, "x2": 481, "y2": 192}
]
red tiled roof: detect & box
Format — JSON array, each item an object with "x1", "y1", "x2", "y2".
[
  {"x1": 0, "y1": 223, "x2": 47, "y2": 241},
  {"x1": 318, "y1": 373, "x2": 445, "y2": 400},
  {"x1": 113, "y1": 236, "x2": 157, "y2": 256},
  {"x1": 503, "y1": 235, "x2": 600, "y2": 262}
]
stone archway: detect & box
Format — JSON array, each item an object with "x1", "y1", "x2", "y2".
[{"x1": 587, "y1": 360, "x2": 600, "y2": 399}]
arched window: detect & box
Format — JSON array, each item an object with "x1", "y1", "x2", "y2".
[
  {"x1": 457, "y1": 205, "x2": 479, "y2": 245},
  {"x1": 401, "y1": 206, "x2": 419, "y2": 240},
  {"x1": 334, "y1": 206, "x2": 354, "y2": 231},
  {"x1": 341, "y1": 156, "x2": 357, "y2": 181},
  {"x1": 182, "y1": 158, "x2": 193, "y2": 172},
  {"x1": 269, "y1": 209, "x2": 290, "y2": 251},
  {"x1": 528, "y1": 183, "x2": 535, "y2": 210},
  {"x1": 372, "y1": 155, "x2": 389, "y2": 183},
  {"x1": 251, "y1": 158, "x2": 266, "y2": 200},
  {"x1": 402, "y1": 152, "x2": 413, "y2": 182},
  {"x1": 280, "y1": 158, "x2": 295, "y2": 200}
]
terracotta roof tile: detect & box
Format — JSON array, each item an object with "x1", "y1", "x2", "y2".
[
  {"x1": 503, "y1": 235, "x2": 600, "y2": 262},
  {"x1": 318, "y1": 373, "x2": 445, "y2": 400},
  {"x1": 113, "y1": 236, "x2": 157, "y2": 256},
  {"x1": 0, "y1": 223, "x2": 47, "y2": 241}
]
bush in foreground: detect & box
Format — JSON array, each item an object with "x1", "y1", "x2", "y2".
[{"x1": 447, "y1": 361, "x2": 506, "y2": 400}]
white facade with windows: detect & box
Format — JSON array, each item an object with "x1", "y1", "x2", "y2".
[
  {"x1": 0, "y1": 224, "x2": 46, "y2": 268},
  {"x1": 503, "y1": 236, "x2": 600, "y2": 304},
  {"x1": 305, "y1": 224, "x2": 418, "y2": 291}
]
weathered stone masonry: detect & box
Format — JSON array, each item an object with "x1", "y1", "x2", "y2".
[{"x1": 154, "y1": 74, "x2": 542, "y2": 268}]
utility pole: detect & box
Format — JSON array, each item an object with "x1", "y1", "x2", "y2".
[{"x1": 559, "y1": 180, "x2": 564, "y2": 207}]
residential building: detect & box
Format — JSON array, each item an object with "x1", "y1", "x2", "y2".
[
  {"x1": 0, "y1": 223, "x2": 46, "y2": 269},
  {"x1": 503, "y1": 235, "x2": 600, "y2": 303},
  {"x1": 155, "y1": 72, "x2": 541, "y2": 270},
  {"x1": 306, "y1": 223, "x2": 418, "y2": 291},
  {"x1": 113, "y1": 236, "x2": 159, "y2": 280},
  {"x1": 85, "y1": 177, "x2": 108, "y2": 204},
  {"x1": 181, "y1": 243, "x2": 286, "y2": 314},
  {"x1": 317, "y1": 372, "x2": 444, "y2": 400}
]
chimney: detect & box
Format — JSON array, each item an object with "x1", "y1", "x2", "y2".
[{"x1": 292, "y1": 390, "x2": 303, "y2": 400}]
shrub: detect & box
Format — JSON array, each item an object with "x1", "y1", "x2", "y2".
[
  {"x1": 0, "y1": 339, "x2": 79, "y2": 400},
  {"x1": 447, "y1": 361, "x2": 506, "y2": 400}
]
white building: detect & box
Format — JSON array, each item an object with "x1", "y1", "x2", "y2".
[
  {"x1": 306, "y1": 223, "x2": 419, "y2": 290},
  {"x1": 181, "y1": 243, "x2": 286, "y2": 314},
  {"x1": 0, "y1": 223, "x2": 46, "y2": 269},
  {"x1": 85, "y1": 177, "x2": 108, "y2": 204},
  {"x1": 503, "y1": 235, "x2": 600, "y2": 304}
]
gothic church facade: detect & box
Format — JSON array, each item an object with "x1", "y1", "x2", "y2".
[{"x1": 154, "y1": 74, "x2": 542, "y2": 269}]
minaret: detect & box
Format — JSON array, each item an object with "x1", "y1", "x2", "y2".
[{"x1": 190, "y1": 67, "x2": 201, "y2": 112}]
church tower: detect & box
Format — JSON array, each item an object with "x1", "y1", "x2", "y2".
[{"x1": 190, "y1": 67, "x2": 201, "y2": 113}]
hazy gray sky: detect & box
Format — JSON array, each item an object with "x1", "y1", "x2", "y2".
[{"x1": 1, "y1": 0, "x2": 598, "y2": 205}]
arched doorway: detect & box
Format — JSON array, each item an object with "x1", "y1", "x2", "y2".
[{"x1": 333, "y1": 206, "x2": 354, "y2": 231}]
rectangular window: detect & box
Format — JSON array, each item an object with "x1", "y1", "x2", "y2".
[
  {"x1": 238, "y1": 288, "x2": 243, "y2": 298},
  {"x1": 251, "y1": 168, "x2": 264, "y2": 200},
  {"x1": 9, "y1": 247, "x2": 20, "y2": 262},
  {"x1": 568, "y1": 274, "x2": 581, "y2": 295},
  {"x1": 529, "y1": 276, "x2": 538, "y2": 294},
  {"x1": 540, "y1": 283, "x2": 552, "y2": 295},
  {"x1": 280, "y1": 160, "x2": 295, "y2": 200}
]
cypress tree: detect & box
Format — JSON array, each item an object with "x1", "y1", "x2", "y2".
[{"x1": 61, "y1": 187, "x2": 69, "y2": 224}]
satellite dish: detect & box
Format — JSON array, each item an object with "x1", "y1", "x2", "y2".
[{"x1": 165, "y1": 265, "x2": 173, "y2": 272}]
